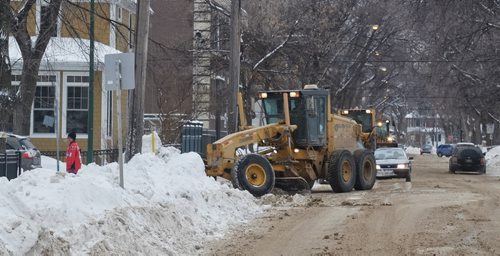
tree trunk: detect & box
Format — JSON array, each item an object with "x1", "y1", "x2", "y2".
[
  {"x1": 0, "y1": 0, "x2": 12, "y2": 130},
  {"x1": 11, "y1": 0, "x2": 63, "y2": 135},
  {"x1": 13, "y1": 59, "x2": 40, "y2": 135}
]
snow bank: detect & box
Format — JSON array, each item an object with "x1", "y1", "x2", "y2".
[
  {"x1": 405, "y1": 146, "x2": 421, "y2": 155},
  {"x1": 486, "y1": 146, "x2": 500, "y2": 167},
  {"x1": 405, "y1": 145, "x2": 437, "y2": 155},
  {"x1": 0, "y1": 146, "x2": 262, "y2": 255}
]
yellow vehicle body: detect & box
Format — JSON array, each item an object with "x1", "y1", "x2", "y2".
[
  {"x1": 205, "y1": 86, "x2": 377, "y2": 196},
  {"x1": 339, "y1": 109, "x2": 397, "y2": 149}
]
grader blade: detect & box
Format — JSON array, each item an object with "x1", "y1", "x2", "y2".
[{"x1": 275, "y1": 177, "x2": 310, "y2": 192}]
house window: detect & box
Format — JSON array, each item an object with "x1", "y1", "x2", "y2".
[
  {"x1": 117, "y1": 7, "x2": 123, "y2": 22},
  {"x1": 33, "y1": 75, "x2": 57, "y2": 134},
  {"x1": 129, "y1": 13, "x2": 134, "y2": 48},
  {"x1": 66, "y1": 75, "x2": 89, "y2": 134},
  {"x1": 40, "y1": 4, "x2": 58, "y2": 37},
  {"x1": 106, "y1": 91, "x2": 113, "y2": 137}
]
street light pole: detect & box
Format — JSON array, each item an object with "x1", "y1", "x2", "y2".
[{"x1": 87, "y1": 0, "x2": 95, "y2": 164}]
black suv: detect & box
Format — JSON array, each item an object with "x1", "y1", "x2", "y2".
[{"x1": 449, "y1": 143, "x2": 486, "y2": 174}]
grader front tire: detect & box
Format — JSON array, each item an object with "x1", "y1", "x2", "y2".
[
  {"x1": 232, "y1": 154, "x2": 275, "y2": 197},
  {"x1": 328, "y1": 150, "x2": 356, "y2": 193}
]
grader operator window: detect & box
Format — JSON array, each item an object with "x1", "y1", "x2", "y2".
[
  {"x1": 262, "y1": 95, "x2": 302, "y2": 125},
  {"x1": 261, "y1": 91, "x2": 327, "y2": 147},
  {"x1": 342, "y1": 110, "x2": 373, "y2": 133}
]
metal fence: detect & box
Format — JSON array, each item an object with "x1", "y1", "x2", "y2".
[
  {"x1": 42, "y1": 149, "x2": 122, "y2": 166},
  {"x1": 0, "y1": 151, "x2": 22, "y2": 180}
]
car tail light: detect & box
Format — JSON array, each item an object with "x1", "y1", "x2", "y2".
[
  {"x1": 480, "y1": 158, "x2": 486, "y2": 165},
  {"x1": 22, "y1": 152, "x2": 33, "y2": 159}
]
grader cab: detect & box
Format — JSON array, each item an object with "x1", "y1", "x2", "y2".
[{"x1": 205, "y1": 85, "x2": 377, "y2": 197}]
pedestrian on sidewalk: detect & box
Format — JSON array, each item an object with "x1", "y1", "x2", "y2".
[{"x1": 66, "y1": 131, "x2": 82, "y2": 174}]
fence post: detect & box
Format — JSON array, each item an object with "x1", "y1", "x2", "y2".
[{"x1": 17, "y1": 151, "x2": 21, "y2": 177}]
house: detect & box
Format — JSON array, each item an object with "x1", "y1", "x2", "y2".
[
  {"x1": 8, "y1": 1, "x2": 137, "y2": 156},
  {"x1": 405, "y1": 112, "x2": 445, "y2": 146},
  {"x1": 145, "y1": 0, "x2": 194, "y2": 144}
]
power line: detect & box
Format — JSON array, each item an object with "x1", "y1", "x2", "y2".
[{"x1": 333, "y1": 59, "x2": 500, "y2": 63}]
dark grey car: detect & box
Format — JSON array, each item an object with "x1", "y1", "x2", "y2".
[{"x1": 5, "y1": 134, "x2": 42, "y2": 171}]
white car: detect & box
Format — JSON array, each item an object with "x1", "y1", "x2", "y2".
[{"x1": 374, "y1": 147, "x2": 413, "y2": 182}]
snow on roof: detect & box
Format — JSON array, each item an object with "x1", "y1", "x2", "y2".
[{"x1": 9, "y1": 37, "x2": 121, "y2": 71}]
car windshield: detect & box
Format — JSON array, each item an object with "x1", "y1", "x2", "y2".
[{"x1": 375, "y1": 148, "x2": 407, "y2": 160}]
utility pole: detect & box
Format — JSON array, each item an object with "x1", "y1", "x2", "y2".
[
  {"x1": 87, "y1": 0, "x2": 95, "y2": 164},
  {"x1": 228, "y1": 0, "x2": 241, "y2": 133},
  {"x1": 126, "y1": 0, "x2": 150, "y2": 161}
]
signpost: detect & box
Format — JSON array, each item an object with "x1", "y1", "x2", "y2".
[
  {"x1": 104, "y1": 53, "x2": 135, "y2": 188},
  {"x1": 486, "y1": 123, "x2": 495, "y2": 145}
]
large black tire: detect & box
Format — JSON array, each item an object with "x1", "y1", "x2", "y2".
[
  {"x1": 406, "y1": 171, "x2": 412, "y2": 182},
  {"x1": 328, "y1": 150, "x2": 356, "y2": 193},
  {"x1": 231, "y1": 154, "x2": 275, "y2": 197},
  {"x1": 479, "y1": 166, "x2": 486, "y2": 174},
  {"x1": 448, "y1": 166, "x2": 456, "y2": 174},
  {"x1": 353, "y1": 150, "x2": 377, "y2": 190}
]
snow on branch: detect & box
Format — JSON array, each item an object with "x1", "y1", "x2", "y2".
[
  {"x1": 252, "y1": 20, "x2": 299, "y2": 71},
  {"x1": 488, "y1": 112, "x2": 500, "y2": 123},
  {"x1": 451, "y1": 64, "x2": 483, "y2": 84}
]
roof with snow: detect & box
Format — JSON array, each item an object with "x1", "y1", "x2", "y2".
[{"x1": 9, "y1": 37, "x2": 121, "y2": 71}]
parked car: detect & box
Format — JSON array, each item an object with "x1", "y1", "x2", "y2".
[
  {"x1": 449, "y1": 143, "x2": 486, "y2": 174},
  {"x1": 420, "y1": 144, "x2": 432, "y2": 155},
  {"x1": 375, "y1": 147, "x2": 414, "y2": 182},
  {"x1": 5, "y1": 134, "x2": 42, "y2": 171},
  {"x1": 436, "y1": 144, "x2": 454, "y2": 157}
]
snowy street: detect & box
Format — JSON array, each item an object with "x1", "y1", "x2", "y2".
[{"x1": 0, "y1": 141, "x2": 499, "y2": 255}]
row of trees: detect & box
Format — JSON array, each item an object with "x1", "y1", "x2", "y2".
[{"x1": 202, "y1": 0, "x2": 499, "y2": 145}]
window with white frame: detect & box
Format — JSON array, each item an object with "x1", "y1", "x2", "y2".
[
  {"x1": 39, "y1": 1, "x2": 59, "y2": 37},
  {"x1": 33, "y1": 75, "x2": 57, "y2": 134},
  {"x1": 117, "y1": 6, "x2": 123, "y2": 22},
  {"x1": 66, "y1": 75, "x2": 89, "y2": 134}
]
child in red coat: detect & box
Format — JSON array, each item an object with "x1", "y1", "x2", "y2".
[{"x1": 66, "y1": 132, "x2": 82, "y2": 174}]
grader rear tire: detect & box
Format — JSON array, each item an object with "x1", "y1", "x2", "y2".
[
  {"x1": 328, "y1": 150, "x2": 356, "y2": 193},
  {"x1": 232, "y1": 154, "x2": 275, "y2": 197},
  {"x1": 353, "y1": 150, "x2": 377, "y2": 190}
]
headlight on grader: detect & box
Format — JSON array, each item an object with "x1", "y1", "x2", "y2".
[
  {"x1": 343, "y1": 110, "x2": 349, "y2": 114},
  {"x1": 289, "y1": 91, "x2": 300, "y2": 98},
  {"x1": 259, "y1": 92, "x2": 268, "y2": 99},
  {"x1": 365, "y1": 109, "x2": 372, "y2": 114}
]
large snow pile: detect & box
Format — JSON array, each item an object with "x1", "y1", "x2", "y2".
[
  {"x1": 0, "y1": 136, "x2": 262, "y2": 255},
  {"x1": 405, "y1": 145, "x2": 436, "y2": 155},
  {"x1": 405, "y1": 146, "x2": 421, "y2": 155},
  {"x1": 486, "y1": 146, "x2": 500, "y2": 167}
]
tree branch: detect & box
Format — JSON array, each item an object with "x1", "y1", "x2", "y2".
[{"x1": 252, "y1": 19, "x2": 299, "y2": 71}]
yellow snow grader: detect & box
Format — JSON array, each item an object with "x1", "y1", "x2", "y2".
[
  {"x1": 205, "y1": 85, "x2": 377, "y2": 197},
  {"x1": 339, "y1": 109, "x2": 398, "y2": 150}
]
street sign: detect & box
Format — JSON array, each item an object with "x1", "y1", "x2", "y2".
[
  {"x1": 486, "y1": 123, "x2": 494, "y2": 134},
  {"x1": 103, "y1": 53, "x2": 134, "y2": 189},
  {"x1": 104, "y1": 53, "x2": 135, "y2": 90}
]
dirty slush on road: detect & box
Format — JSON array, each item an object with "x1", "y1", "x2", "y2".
[{"x1": 203, "y1": 154, "x2": 500, "y2": 256}]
